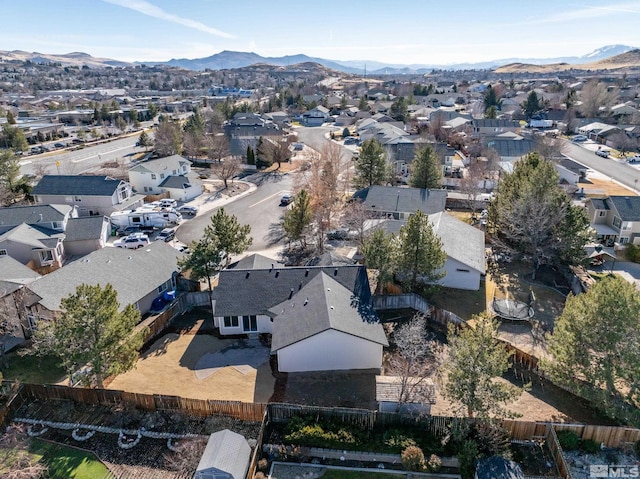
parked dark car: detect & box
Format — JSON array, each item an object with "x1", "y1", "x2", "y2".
[
  {"x1": 177, "y1": 205, "x2": 199, "y2": 216},
  {"x1": 280, "y1": 194, "x2": 294, "y2": 206},
  {"x1": 116, "y1": 225, "x2": 142, "y2": 237},
  {"x1": 327, "y1": 228, "x2": 352, "y2": 240},
  {"x1": 157, "y1": 228, "x2": 175, "y2": 242}
]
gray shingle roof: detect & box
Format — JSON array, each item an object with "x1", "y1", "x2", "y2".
[
  {"x1": 0, "y1": 204, "x2": 72, "y2": 228},
  {"x1": 0, "y1": 255, "x2": 40, "y2": 285},
  {"x1": 355, "y1": 186, "x2": 447, "y2": 215},
  {"x1": 589, "y1": 198, "x2": 609, "y2": 210},
  {"x1": 269, "y1": 272, "x2": 387, "y2": 351},
  {"x1": 0, "y1": 223, "x2": 64, "y2": 249},
  {"x1": 27, "y1": 241, "x2": 183, "y2": 312},
  {"x1": 128, "y1": 155, "x2": 191, "y2": 174},
  {"x1": 195, "y1": 429, "x2": 250, "y2": 479},
  {"x1": 158, "y1": 175, "x2": 192, "y2": 188},
  {"x1": 213, "y1": 265, "x2": 371, "y2": 318},
  {"x1": 63, "y1": 216, "x2": 108, "y2": 242},
  {"x1": 609, "y1": 196, "x2": 640, "y2": 222},
  {"x1": 370, "y1": 212, "x2": 486, "y2": 274},
  {"x1": 486, "y1": 139, "x2": 535, "y2": 158},
  {"x1": 32, "y1": 176, "x2": 123, "y2": 197},
  {"x1": 228, "y1": 253, "x2": 282, "y2": 270}
]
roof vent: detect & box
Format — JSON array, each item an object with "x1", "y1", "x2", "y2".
[
  {"x1": 304, "y1": 298, "x2": 308, "y2": 305},
  {"x1": 289, "y1": 288, "x2": 294, "y2": 299},
  {"x1": 305, "y1": 269, "x2": 309, "y2": 276},
  {"x1": 275, "y1": 271, "x2": 279, "y2": 278},
  {"x1": 128, "y1": 256, "x2": 132, "y2": 260},
  {"x1": 299, "y1": 281, "x2": 302, "y2": 290},
  {"x1": 334, "y1": 268, "x2": 338, "y2": 276},
  {"x1": 245, "y1": 271, "x2": 250, "y2": 278},
  {"x1": 270, "y1": 263, "x2": 274, "y2": 271}
]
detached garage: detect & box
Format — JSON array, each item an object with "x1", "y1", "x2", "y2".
[
  {"x1": 194, "y1": 429, "x2": 251, "y2": 479},
  {"x1": 270, "y1": 272, "x2": 388, "y2": 373}
]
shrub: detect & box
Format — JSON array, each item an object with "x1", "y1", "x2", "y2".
[
  {"x1": 473, "y1": 420, "x2": 511, "y2": 457},
  {"x1": 557, "y1": 430, "x2": 580, "y2": 451},
  {"x1": 426, "y1": 453, "x2": 442, "y2": 472},
  {"x1": 626, "y1": 244, "x2": 640, "y2": 263},
  {"x1": 383, "y1": 429, "x2": 417, "y2": 452},
  {"x1": 581, "y1": 439, "x2": 601, "y2": 453},
  {"x1": 401, "y1": 445, "x2": 425, "y2": 471},
  {"x1": 257, "y1": 458, "x2": 269, "y2": 473},
  {"x1": 254, "y1": 473, "x2": 266, "y2": 479},
  {"x1": 457, "y1": 440, "x2": 479, "y2": 479}
]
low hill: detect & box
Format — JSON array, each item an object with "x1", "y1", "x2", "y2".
[
  {"x1": 0, "y1": 50, "x2": 131, "y2": 68},
  {"x1": 495, "y1": 49, "x2": 640, "y2": 73}
]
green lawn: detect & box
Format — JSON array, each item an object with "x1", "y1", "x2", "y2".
[
  {"x1": 30, "y1": 439, "x2": 113, "y2": 479},
  {"x1": 0, "y1": 439, "x2": 112, "y2": 479},
  {"x1": 321, "y1": 470, "x2": 405, "y2": 479},
  {"x1": 0, "y1": 352, "x2": 66, "y2": 384}
]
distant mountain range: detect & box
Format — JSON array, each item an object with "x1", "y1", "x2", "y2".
[{"x1": 0, "y1": 44, "x2": 638, "y2": 74}]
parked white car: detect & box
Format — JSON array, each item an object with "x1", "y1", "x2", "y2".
[
  {"x1": 159, "y1": 198, "x2": 177, "y2": 208},
  {"x1": 114, "y1": 233, "x2": 150, "y2": 249},
  {"x1": 627, "y1": 155, "x2": 640, "y2": 164},
  {"x1": 595, "y1": 149, "x2": 610, "y2": 158}
]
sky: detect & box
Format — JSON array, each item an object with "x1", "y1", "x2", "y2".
[{"x1": 2, "y1": 0, "x2": 640, "y2": 66}]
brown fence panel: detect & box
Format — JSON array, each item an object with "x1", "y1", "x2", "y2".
[{"x1": 547, "y1": 425, "x2": 572, "y2": 479}]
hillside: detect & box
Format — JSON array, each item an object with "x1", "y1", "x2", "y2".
[
  {"x1": 495, "y1": 49, "x2": 640, "y2": 73},
  {"x1": 0, "y1": 50, "x2": 131, "y2": 68}
]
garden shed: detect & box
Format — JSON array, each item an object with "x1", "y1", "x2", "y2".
[{"x1": 194, "y1": 429, "x2": 251, "y2": 479}]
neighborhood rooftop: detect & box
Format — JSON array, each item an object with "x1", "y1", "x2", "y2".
[{"x1": 31, "y1": 175, "x2": 125, "y2": 196}]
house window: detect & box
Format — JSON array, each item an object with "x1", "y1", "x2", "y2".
[
  {"x1": 620, "y1": 237, "x2": 629, "y2": 244},
  {"x1": 0, "y1": 249, "x2": 6, "y2": 256},
  {"x1": 27, "y1": 315, "x2": 37, "y2": 331},
  {"x1": 151, "y1": 174, "x2": 156, "y2": 180},
  {"x1": 623, "y1": 222, "x2": 632, "y2": 230},
  {"x1": 243, "y1": 315, "x2": 257, "y2": 332},
  {"x1": 39, "y1": 250, "x2": 54, "y2": 264},
  {"x1": 160, "y1": 174, "x2": 165, "y2": 179},
  {"x1": 456, "y1": 268, "x2": 470, "y2": 273},
  {"x1": 74, "y1": 196, "x2": 82, "y2": 202},
  {"x1": 613, "y1": 216, "x2": 622, "y2": 228},
  {"x1": 598, "y1": 211, "x2": 606, "y2": 217},
  {"x1": 172, "y1": 169, "x2": 177, "y2": 175},
  {"x1": 224, "y1": 316, "x2": 239, "y2": 328},
  {"x1": 52, "y1": 221, "x2": 63, "y2": 230},
  {"x1": 158, "y1": 281, "x2": 169, "y2": 294}
]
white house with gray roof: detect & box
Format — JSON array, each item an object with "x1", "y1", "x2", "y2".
[
  {"x1": 62, "y1": 216, "x2": 111, "y2": 256},
  {"x1": 128, "y1": 155, "x2": 202, "y2": 201},
  {"x1": 25, "y1": 241, "x2": 183, "y2": 324},
  {"x1": 585, "y1": 195, "x2": 640, "y2": 246},
  {"x1": 212, "y1": 263, "x2": 388, "y2": 373},
  {"x1": 353, "y1": 185, "x2": 447, "y2": 220},
  {"x1": 31, "y1": 175, "x2": 143, "y2": 217},
  {"x1": 369, "y1": 212, "x2": 486, "y2": 291}
]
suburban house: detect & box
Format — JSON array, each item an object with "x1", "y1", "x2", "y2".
[
  {"x1": 472, "y1": 119, "x2": 520, "y2": 138},
  {"x1": 31, "y1": 175, "x2": 143, "y2": 217},
  {"x1": 62, "y1": 216, "x2": 111, "y2": 256},
  {"x1": 486, "y1": 139, "x2": 535, "y2": 162},
  {"x1": 584, "y1": 195, "x2": 640, "y2": 246},
  {"x1": 24, "y1": 241, "x2": 184, "y2": 326},
  {"x1": 553, "y1": 157, "x2": 587, "y2": 187},
  {"x1": 0, "y1": 255, "x2": 41, "y2": 343},
  {"x1": 212, "y1": 259, "x2": 388, "y2": 373},
  {"x1": 194, "y1": 429, "x2": 251, "y2": 479},
  {"x1": 0, "y1": 205, "x2": 77, "y2": 269},
  {"x1": 352, "y1": 186, "x2": 447, "y2": 220},
  {"x1": 301, "y1": 105, "x2": 330, "y2": 126},
  {"x1": 224, "y1": 112, "x2": 282, "y2": 156},
  {"x1": 369, "y1": 211, "x2": 486, "y2": 291},
  {"x1": 128, "y1": 155, "x2": 202, "y2": 201}
]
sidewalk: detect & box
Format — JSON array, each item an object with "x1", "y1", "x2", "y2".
[{"x1": 183, "y1": 179, "x2": 257, "y2": 215}]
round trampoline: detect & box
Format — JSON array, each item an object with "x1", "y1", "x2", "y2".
[{"x1": 491, "y1": 297, "x2": 534, "y2": 322}]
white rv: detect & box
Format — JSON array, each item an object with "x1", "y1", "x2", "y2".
[{"x1": 110, "y1": 208, "x2": 182, "y2": 229}]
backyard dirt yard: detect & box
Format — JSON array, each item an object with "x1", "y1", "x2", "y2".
[{"x1": 107, "y1": 314, "x2": 276, "y2": 403}]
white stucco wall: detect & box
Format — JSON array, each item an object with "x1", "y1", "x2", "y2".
[
  {"x1": 441, "y1": 257, "x2": 482, "y2": 291},
  {"x1": 276, "y1": 329, "x2": 383, "y2": 373}
]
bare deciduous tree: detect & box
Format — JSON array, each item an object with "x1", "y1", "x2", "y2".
[
  {"x1": 259, "y1": 135, "x2": 294, "y2": 169},
  {"x1": 205, "y1": 133, "x2": 231, "y2": 162},
  {"x1": 342, "y1": 200, "x2": 370, "y2": 246},
  {"x1": 533, "y1": 135, "x2": 565, "y2": 161},
  {"x1": 459, "y1": 160, "x2": 487, "y2": 214},
  {"x1": 212, "y1": 156, "x2": 242, "y2": 188},
  {"x1": 580, "y1": 80, "x2": 618, "y2": 118},
  {"x1": 388, "y1": 313, "x2": 442, "y2": 408}
]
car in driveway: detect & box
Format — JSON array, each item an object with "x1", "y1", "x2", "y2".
[
  {"x1": 116, "y1": 225, "x2": 142, "y2": 237},
  {"x1": 571, "y1": 135, "x2": 588, "y2": 142},
  {"x1": 157, "y1": 228, "x2": 175, "y2": 242},
  {"x1": 627, "y1": 155, "x2": 640, "y2": 164},
  {"x1": 595, "y1": 149, "x2": 610, "y2": 158},
  {"x1": 159, "y1": 198, "x2": 178, "y2": 209},
  {"x1": 177, "y1": 205, "x2": 199, "y2": 216},
  {"x1": 114, "y1": 233, "x2": 150, "y2": 249}
]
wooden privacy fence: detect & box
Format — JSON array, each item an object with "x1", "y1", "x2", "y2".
[
  {"x1": 547, "y1": 425, "x2": 572, "y2": 479},
  {"x1": 18, "y1": 383, "x2": 267, "y2": 422}
]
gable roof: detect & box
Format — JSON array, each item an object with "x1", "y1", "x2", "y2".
[
  {"x1": 128, "y1": 155, "x2": 191, "y2": 174},
  {"x1": 158, "y1": 175, "x2": 192, "y2": 189},
  {"x1": 354, "y1": 186, "x2": 447, "y2": 215},
  {"x1": 0, "y1": 223, "x2": 64, "y2": 250},
  {"x1": 0, "y1": 204, "x2": 72, "y2": 228},
  {"x1": 0, "y1": 255, "x2": 40, "y2": 286},
  {"x1": 27, "y1": 241, "x2": 183, "y2": 312},
  {"x1": 213, "y1": 265, "x2": 370, "y2": 318},
  {"x1": 486, "y1": 139, "x2": 535, "y2": 158},
  {"x1": 63, "y1": 216, "x2": 108, "y2": 242},
  {"x1": 195, "y1": 429, "x2": 250, "y2": 479},
  {"x1": 609, "y1": 196, "x2": 640, "y2": 222},
  {"x1": 229, "y1": 253, "x2": 283, "y2": 270},
  {"x1": 269, "y1": 272, "x2": 387, "y2": 351},
  {"x1": 32, "y1": 176, "x2": 123, "y2": 197},
  {"x1": 369, "y1": 212, "x2": 485, "y2": 274}
]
